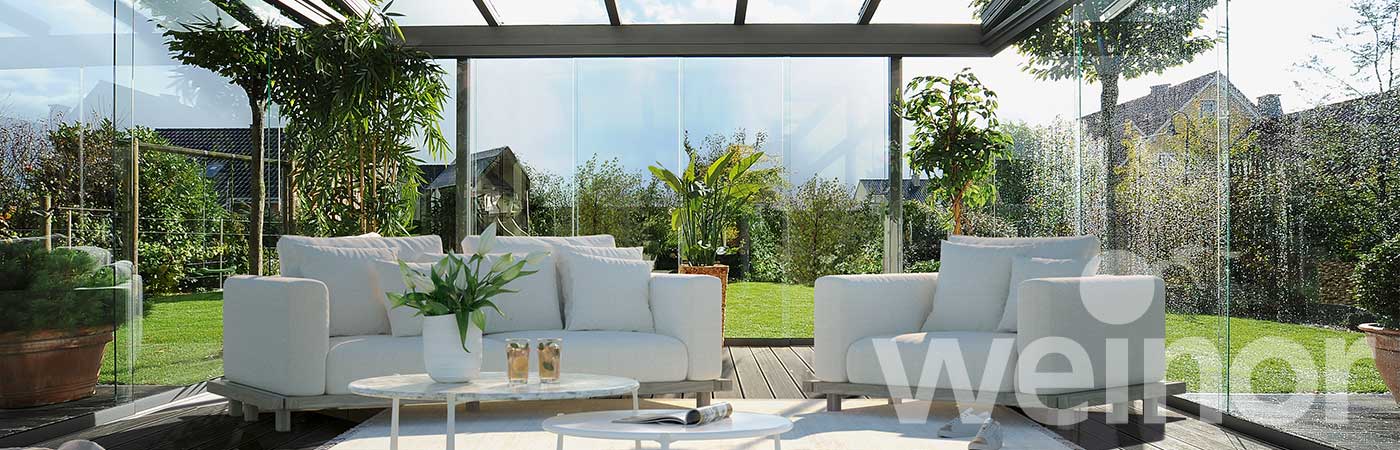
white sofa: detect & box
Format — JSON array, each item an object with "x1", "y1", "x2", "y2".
[
  {"x1": 811, "y1": 236, "x2": 1182, "y2": 416},
  {"x1": 210, "y1": 233, "x2": 728, "y2": 431}
]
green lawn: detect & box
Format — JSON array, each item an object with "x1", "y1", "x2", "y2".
[
  {"x1": 100, "y1": 292, "x2": 224, "y2": 386},
  {"x1": 98, "y1": 283, "x2": 1385, "y2": 393}
]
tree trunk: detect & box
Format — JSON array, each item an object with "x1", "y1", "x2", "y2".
[
  {"x1": 1098, "y1": 63, "x2": 1126, "y2": 252},
  {"x1": 249, "y1": 97, "x2": 266, "y2": 276},
  {"x1": 284, "y1": 156, "x2": 297, "y2": 236}
]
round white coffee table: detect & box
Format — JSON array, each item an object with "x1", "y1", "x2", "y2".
[
  {"x1": 349, "y1": 372, "x2": 640, "y2": 450},
  {"x1": 543, "y1": 410, "x2": 793, "y2": 450}
]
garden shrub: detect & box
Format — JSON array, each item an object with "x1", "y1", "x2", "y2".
[
  {"x1": 1354, "y1": 234, "x2": 1400, "y2": 328},
  {"x1": 0, "y1": 241, "x2": 148, "y2": 333}
]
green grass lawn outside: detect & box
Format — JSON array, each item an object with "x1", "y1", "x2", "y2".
[
  {"x1": 101, "y1": 283, "x2": 1385, "y2": 393},
  {"x1": 99, "y1": 292, "x2": 223, "y2": 386}
]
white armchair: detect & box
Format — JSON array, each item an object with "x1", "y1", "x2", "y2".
[{"x1": 810, "y1": 236, "x2": 1181, "y2": 415}]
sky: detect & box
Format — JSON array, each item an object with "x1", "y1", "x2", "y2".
[{"x1": 0, "y1": 0, "x2": 1374, "y2": 183}]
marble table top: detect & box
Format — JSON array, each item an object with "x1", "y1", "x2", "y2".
[
  {"x1": 347, "y1": 373, "x2": 639, "y2": 402},
  {"x1": 543, "y1": 410, "x2": 793, "y2": 441}
]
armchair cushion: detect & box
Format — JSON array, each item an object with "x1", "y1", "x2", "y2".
[
  {"x1": 998, "y1": 257, "x2": 1095, "y2": 332},
  {"x1": 814, "y1": 273, "x2": 938, "y2": 383},
  {"x1": 1016, "y1": 275, "x2": 1166, "y2": 394},
  {"x1": 223, "y1": 276, "x2": 330, "y2": 396},
  {"x1": 561, "y1": 253, "x2": 654, "y2": 332},
  {"x1": 649, "y1": 273, "x2": 723, "y2": 380},
  {"x1": 846, "y1": 331, "x2": 1018, "y2": 392},
  {"x1": 924, "y1": 237, "x2": 1104, "y2": 332},
  {"x1": 301, "y1": 246, "x2": 397, "y2": 336}
]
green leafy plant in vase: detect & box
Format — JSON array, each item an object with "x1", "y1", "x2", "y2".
[
  {"x1": 386, "y1": 224, "x2": 546, "y2": 383},
  {"x1": 1354, "y1": 234, "x2": 1400, "y2": 402}
]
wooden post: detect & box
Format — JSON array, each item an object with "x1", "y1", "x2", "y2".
[
  {"x1": 248, "y1": 101, "x2": 265, "y2": 276},
  {"x1": 42, "y1": 195, "x2": 52, "y2": 251},
  {"x1": 455, "y1": 59, "x2": 473, "y2": 250},
  {"x1": 884, "y1": 57, "x2": 904, "y2": 274}
]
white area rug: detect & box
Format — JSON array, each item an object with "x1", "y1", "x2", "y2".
[{"x1": 319, "y1": 399, "x2": 1082, "y2": 450}]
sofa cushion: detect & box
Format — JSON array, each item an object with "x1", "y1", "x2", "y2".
[
  {"x1": 460, "y1": 235, "x2": 616, "y2": 254},
  {"x1": 999, "y1": 257, "x2": 1095, "y2": 332},
  {"x1": 947, "y1": 235, "x2": 1100, "y2": 261},
  {"x1": 374, "y1": 260, "x2": 434, "y2": 337},
  {"x1": 379, "y1": 253, "x2": 564, "y2": 335},
  {"x1": 301, "y1": 246, "x2": 397, "y2": 336},
  {"x1": 846, "y1": 331, "x2": 1018, "y2": 392},
  {"x1": 325, "y1": 335, "x2": 424, "y2": 395},
  {"x1": 278, "y1": 234, "x2": 438, "y2": 278},
  {"x1": 483, "y1": 330, "x2": 688, "y2": 382},
  {"x1": 554, "y1": 245, "x2": 647, "y2": 314},
  {"x1": 560, "y1": 253, "x2": 654, "y2": 332}
]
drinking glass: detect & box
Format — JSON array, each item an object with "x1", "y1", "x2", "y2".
[
  {"x1": 537, "y1": 338, "x2": 562, "y2": 383},
  {"x1": 506, "y1": 338, "x2": 530, "y2": 384}
]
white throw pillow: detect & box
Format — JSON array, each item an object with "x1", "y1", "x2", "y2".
[
  {"x1": 554, "y1": 245, "x2": 647, "y2": 313},
  {"x1": 998, "y1": 257, "x2": 1096, "y2": 332},
  {"x1": 560, "y1": 252, "x2": 654, "y2": 332},
  {"x1": 375, "y1": 259, "x2": 434, "y2": 337},
  {"x1": 397, "y1": 253, "x2": 564, "y2": 334},
  {"x1": 300, "y1": 246, "x2": 398, "y2": 336},
  {"x1": 923, "y1": 241, "x2": 1022, "y2": 332}
]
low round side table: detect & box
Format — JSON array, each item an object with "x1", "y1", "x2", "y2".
[
  {"x1": 349, "y1": 372, "x2": 639, "y2": 450},
  {"x1": 543, "y1": 410, "x2": 793, "y2": 450}
]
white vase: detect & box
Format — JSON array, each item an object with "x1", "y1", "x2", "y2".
[{"x1": 421, "y1": 314, "x2": 483, "y2": 383}]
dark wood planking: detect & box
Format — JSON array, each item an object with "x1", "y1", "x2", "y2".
[
  {"x1": 791, "y1": 346, "x2": 816, "y2": 369},
  {"x1": 772, "y1": 347, "x2": 821, "y2": 399},
  {"x1": 753, "y1": 348, "x2": 805, "y2": 399},
  {"x1": 715, "y1": 348, "x2": 742, "y2": 399},
  {"x1": 731, "y1": 347, "x2": 774, "y2": 399}
]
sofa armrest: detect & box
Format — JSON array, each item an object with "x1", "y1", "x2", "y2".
[
  {"x1": 223, "y1": 275, "x2": 331, "y2": 396},
  {"x1": 1016, "y1": 275, "x2": 1166, "y2": 394},
  {"x1": 649, "y1": 273, "x2": 723, "y2": 381},
  {"x1": 814, "y1": 273, "x2": 939, "y2": 383}
]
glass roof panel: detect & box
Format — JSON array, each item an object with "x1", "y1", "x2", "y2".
[
  {"x1": 385, "y1": 0, "x2": 488, "y2": 26},
  {"x1": 746, "y1": 0, "x2": 863, "y2": 24},
  {"x1": 619, "y1": 0, "x2": 734, "y2": 24},
  {"x1": 494, "y1": 0, "x2": 609, "y2": 25},
  {"x1": 872, "y1": 0, "x2": 980, "y2": 24}
]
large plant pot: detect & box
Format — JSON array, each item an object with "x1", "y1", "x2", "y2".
[
  {"x1": 422, "y1": 314, "x2": 483, "y2": 383},
  {"x1": 1360, "y1": 323, "x2": 1400, "y2": 404},
  {"x1": 680, "y1": 264, "x2": 729, "y2": 338},
  {"x1": 0, "y1": 325, "x2": 114, "y2": 408}
]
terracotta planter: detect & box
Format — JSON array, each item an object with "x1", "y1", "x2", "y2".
[
  {"x1": 1359, "y1": 323, "x2": 1400, "y2": 404},
  {"x1": 680, "y1": 264, "x2": 729, "y2": 338},
  {"x1": 0, "y1": 325, "x2": 114, "y2": 408}
]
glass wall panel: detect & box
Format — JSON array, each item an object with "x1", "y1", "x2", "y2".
[{"x1": 0, "y1": 0, "x2": 140, "y2": 435}]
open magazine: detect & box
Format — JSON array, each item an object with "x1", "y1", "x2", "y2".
[{"x1": 612, "y1": 403, "x2": 733, "y2": 426}]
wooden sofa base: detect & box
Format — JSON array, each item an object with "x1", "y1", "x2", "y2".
[
  {"x1": 805, "y1": 380, "x2": 1186, "y2": 414},
  {"x1": 208, "y1": 378, "x2": 733, "y2": 432}
]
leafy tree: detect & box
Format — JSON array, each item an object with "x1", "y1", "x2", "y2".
[
  {"x1": 785, "y1": 178, "x2": 882, "y2": 284},
  {"x1": 1297, "y1": 0, "x2": 1400, "y2": 103},
  {"x1": 896, "y1": 69, "x2": 1013, "y2": 235},
  {"x1": 274, "y1": 6, "x2": 449, "y2": 236},
  {"x1": 979, "y1": 0, "x2": 1217, "y2": 248},
  {"x1": 162, "y1": 0, "x2": 291, "y2": 274}
]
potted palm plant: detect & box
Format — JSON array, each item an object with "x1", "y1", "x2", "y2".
[
  {"x1": 649, "y1": 146, "x2": 764, "y2": 333},
  {"x1": 0, "y1": 241, "x2": 144, "y2": 408},
  {"x1": 1354, "y1": 234, "x2": 1400, "y2": 403},
  {"x1": 386, "y1": 224, "x2": 546, "y2": 383}
]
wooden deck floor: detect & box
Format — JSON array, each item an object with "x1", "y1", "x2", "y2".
[{"x1": 23, "y1": 346, "x2": 1286, "y2": 450}]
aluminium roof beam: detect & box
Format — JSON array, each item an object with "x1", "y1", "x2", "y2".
[
  {"x1": 856, "y1": 0, "x2": 881, "y2": 24},
  {"x1": 604, "y1": 0, "x2": 621, "y2": 25},
  {"x1": 735, "y1": 0, "x2": 748, "y2": 25},
  {"x1": 473, "y1": 0, "x2": 501, "y2": 26}
]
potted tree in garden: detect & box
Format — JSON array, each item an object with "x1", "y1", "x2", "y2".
[
  {"x1": 650, "y1": 146, "x2": 765, "y2": 331},
  {"x1": 386, "y1": 224, "x2": 546, "y2": 383},
  {"x1": 1354, "y1": 234, "x2": 1400, "y2": 403},
  {"x1": 0, "y1": 241, "x2": 146, "y2": 408},
  {"x1": 895, "y1": 69, "x2": 1013, "y2": 235}
]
